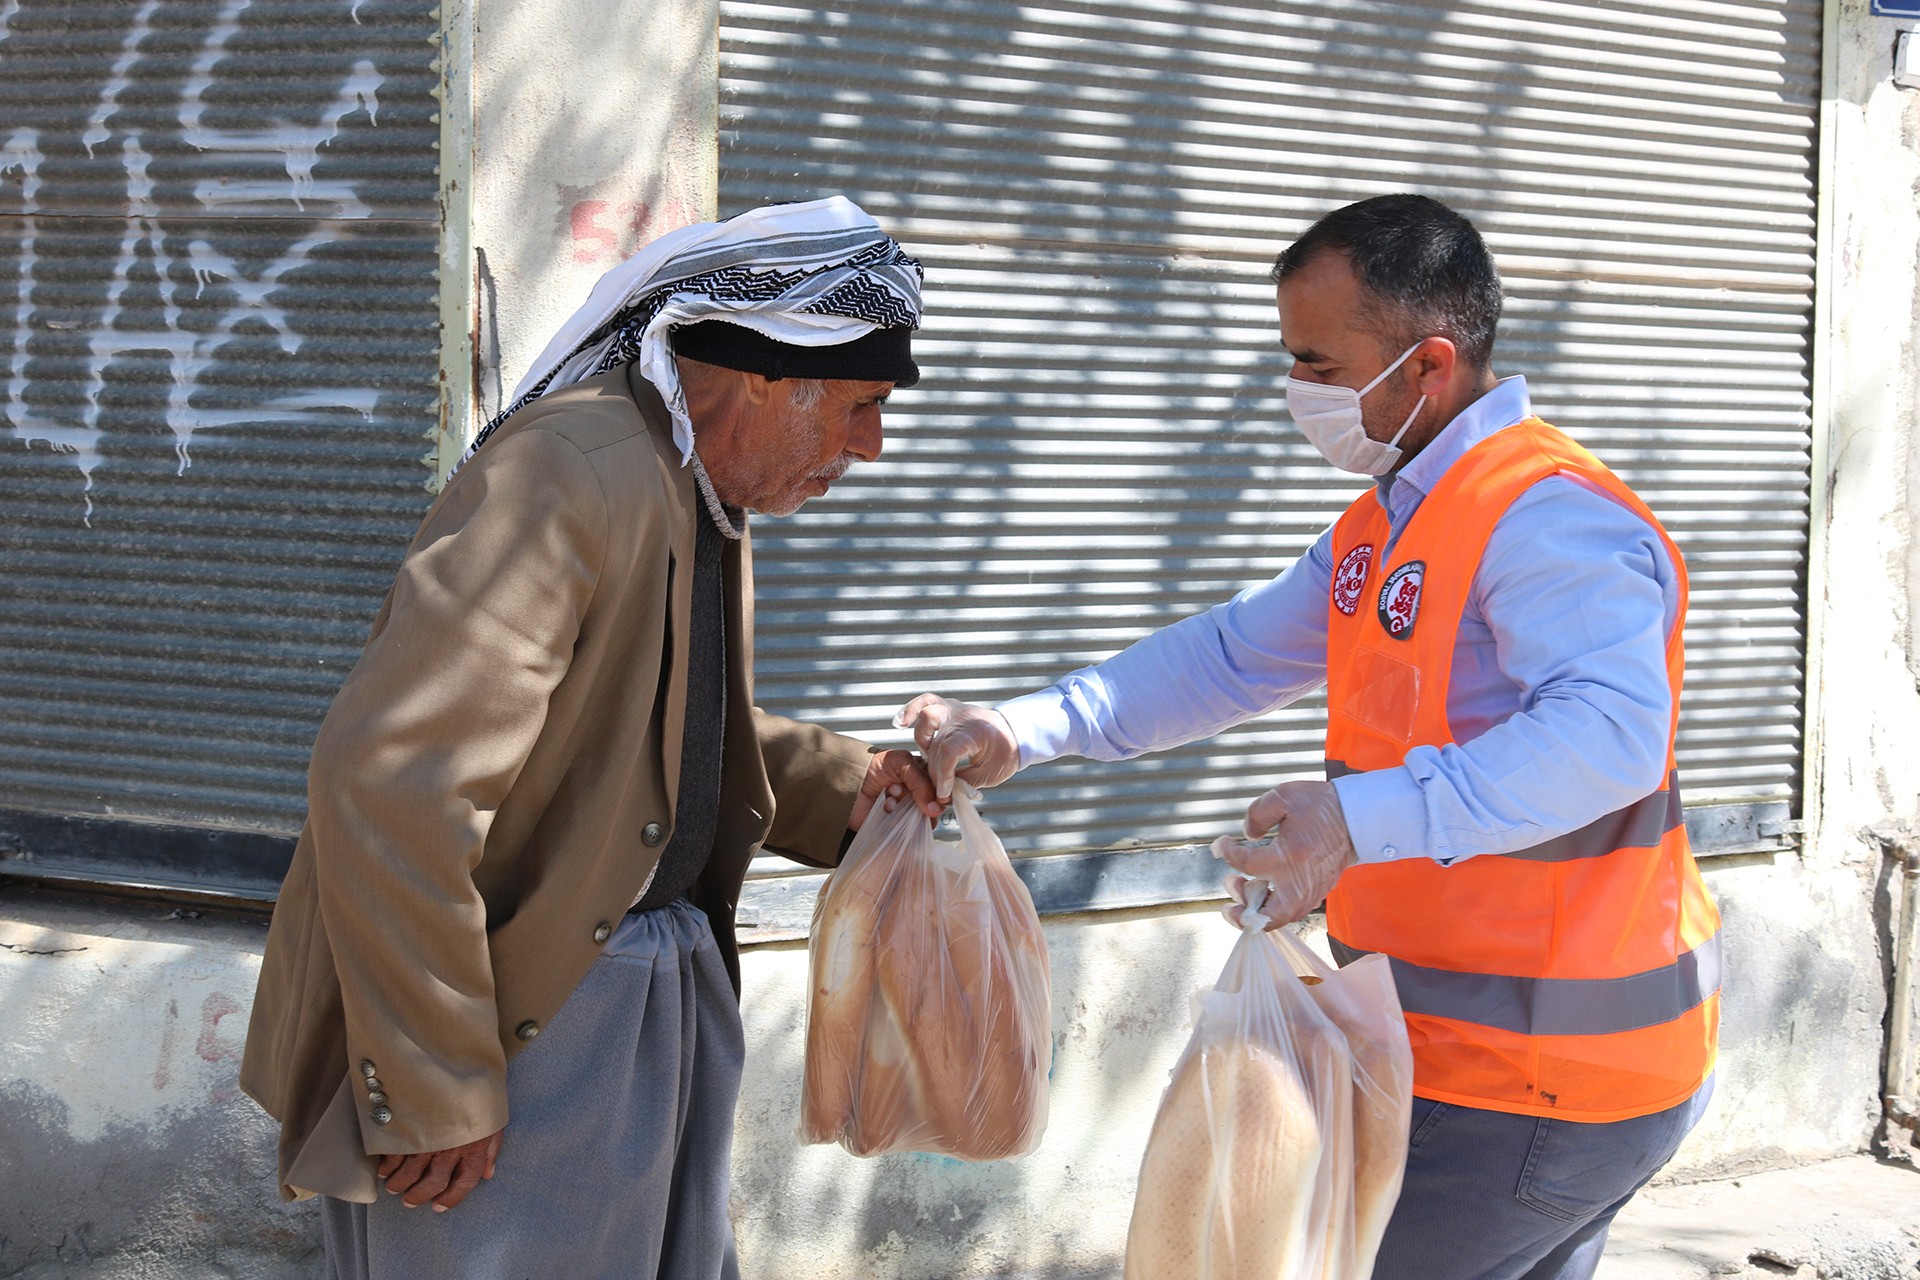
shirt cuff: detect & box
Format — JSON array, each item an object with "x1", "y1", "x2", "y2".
[
  {"x1": 994, "y1": 689, "x2": 1076, "y2": 768},
  {"x1": 1331, "y1": 767, "x2": 1433, "y2": 865}
]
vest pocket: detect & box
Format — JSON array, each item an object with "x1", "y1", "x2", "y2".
[{"x1": 1341, "y1": 646, "x2": 1422, "y2": 745}]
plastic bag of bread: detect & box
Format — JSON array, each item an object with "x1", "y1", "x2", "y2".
[
  {"x1": 800, "y1": 782, "x2": 1050, "y2": 1160},
  {"x1": 1212, "y1": 846, "x2": 1416, "y2": 1277},
  {"x1": 1292, "y1": 928, "x2": 1413, "y2": 1278},
  {"x1": 1124, "y1": 876, "x2": 1413, "y2": 1280}
]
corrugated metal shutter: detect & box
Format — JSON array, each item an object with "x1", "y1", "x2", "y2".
[
  {"x1": 0, "y1": 0, "x2": 441, "y2": 837},
  {"x1": 720, "y1": 0, "x2": 1818, "y2": 855}
]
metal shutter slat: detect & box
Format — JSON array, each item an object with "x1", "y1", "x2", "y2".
[
  {"x1": 719, "y1": 0, "x2": 1815, "y2": 854},
  {"x1": 0, "y1": 0, "x2": 439, "y2": 836}
]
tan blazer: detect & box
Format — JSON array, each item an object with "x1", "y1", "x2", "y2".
[{"x1": 240, "y1": 369, "x2": 872, "y2": 1202}]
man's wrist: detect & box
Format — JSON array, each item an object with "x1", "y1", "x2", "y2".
[
  {"x1": 1330, "y1": 768, "x2": 1427, "y2": 864},
  {"x1": 992, "y1": 690, "x2": 1069, "y2": 768}
]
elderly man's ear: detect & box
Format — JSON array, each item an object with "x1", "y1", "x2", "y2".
[
  {"x1": 740, "y1": 371, "x2": 778, "y2": 407},
  {"x1": 675, "y1": 354, "x2": 758, "y2": 407}
]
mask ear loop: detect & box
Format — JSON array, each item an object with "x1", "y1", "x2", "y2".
[
  {"x1": 1356, "y1": 340, "x2": 1426, "y2": 397},
  {"x1": 1364, "y1": 339, "x2": 1429, "y2": 450},
  {"x1": 1387, "y1": 394, "x2": 1427, "y2": 448}
]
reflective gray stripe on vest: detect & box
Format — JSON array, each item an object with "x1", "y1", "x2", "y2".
[
  {"x1": 1329, "y1": 933, "x2": 1723, "y2": 1037},
  {"x1": 1322, "y1": 764, "x2": 1683, "y2": 863}
]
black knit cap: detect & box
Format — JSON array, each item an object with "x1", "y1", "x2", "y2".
[{"x1": 669, "y1": 319, "x2": 918, "y2": 388}]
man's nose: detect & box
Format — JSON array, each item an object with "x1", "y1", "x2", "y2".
[{"x1": 847, "y1": 406, "x2": 884, "y2": 462}]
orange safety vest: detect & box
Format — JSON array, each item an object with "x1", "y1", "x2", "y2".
[{"x1": 1323, "y1": 417, "x2": 1720, "y2": 1123}]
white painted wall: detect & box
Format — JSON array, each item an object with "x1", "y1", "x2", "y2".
[
  {"x1": 1808, "y1": 0, "x2": 1920, "y2": 1158},
  {"x1": 459, "y1": 0, "x2": 716, "y2": 431},
  {"x1": 1814, "y1": 8, "x2": 1920, "y2": 826},
  {"x1": 0, "y1": 898, "x2": 310, "y2": 1279},
  {"x1": 0, "y1": 912, "x2": 258, "y2": 1147}
]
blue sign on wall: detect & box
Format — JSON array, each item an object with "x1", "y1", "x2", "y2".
[{"x1": 1872, "y1": 0, "x2": 1920, "y2": 16}]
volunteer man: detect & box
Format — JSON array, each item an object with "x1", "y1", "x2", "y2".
[
  {"x1": 241, "y1": 196, "x2": 942, "y2": 1280},
  {"x1": 902, "y1": 193, "x2": 1720, "y2": 1280}
]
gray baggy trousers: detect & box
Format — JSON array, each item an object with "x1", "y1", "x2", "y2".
[{"x1": 320, "y1": 898, "x2": 746, "y2": 1280}]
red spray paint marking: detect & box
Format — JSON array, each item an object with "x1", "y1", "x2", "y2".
[
  {"x1": 197, "y1": 991, "x2": 244, "y2": 1104},
  {"x1": 570, "y1": 198, "x2": 699, "y2": 264}
]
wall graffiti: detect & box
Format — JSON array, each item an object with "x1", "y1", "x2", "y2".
[
  {"x1": 569, "y1": 197, "x2": 699, "y2": 267},
  {"x1": 0, "y1": 0, "x2": 425, "y2": 523}
]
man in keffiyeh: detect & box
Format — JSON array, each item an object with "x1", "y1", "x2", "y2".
[{"x1": 241, "y1": 196, "x2": 943, "y2": 1279}]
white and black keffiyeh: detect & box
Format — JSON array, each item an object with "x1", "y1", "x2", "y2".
[{"x1": 463, "y1": 195, "x2": 924, "y2": 471}]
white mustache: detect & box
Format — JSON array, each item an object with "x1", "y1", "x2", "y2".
[{"x1": 813, "y1": 452, "x2": 857, "y2": 484}]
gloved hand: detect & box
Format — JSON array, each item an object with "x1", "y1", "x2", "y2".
[
  {"x1": 894, "y1": 693, "x2": 1022, "y2": 801},
  {"x1": 1210, "y1": 780, "x2": 1359, "y2": 929}
]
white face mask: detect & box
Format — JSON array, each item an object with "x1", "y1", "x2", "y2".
[{"x1": 1284, "y1": 341, "x2": 1428, "y2": 475}]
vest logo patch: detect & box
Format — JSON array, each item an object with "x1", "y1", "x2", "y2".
[
  {"x1": 1332, "y1": 544, "x2": 1374, "y2": 616},
  {"x1": 1377, "y1": 561, "x2": 1425, "y2": 639}
]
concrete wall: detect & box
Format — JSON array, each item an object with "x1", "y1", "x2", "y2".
[
  {"x1": 461, "y1": 0, "x2": 716, "y2": 429},
  {"x1": 0, "y1": 896, "x2": 306, "y2": 1279},
  {"x1": 0, "y1": 850, "x2": 1901, "y2": 1278},
  {"x1": 0, "y1": 891, "x2": 1248, "y2": 1280},
  {"x1": 1808, "y1": 0, "x2": 1920, "y2": 1161}
]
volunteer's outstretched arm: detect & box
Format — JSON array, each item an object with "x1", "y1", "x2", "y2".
[{"x1": 899, "y1": 531, "x2": 1338, "y2": 795}]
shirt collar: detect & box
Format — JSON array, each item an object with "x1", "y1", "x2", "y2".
[{"x1": 1375, "y1": 375, "x2": 1533, "y2": 513}]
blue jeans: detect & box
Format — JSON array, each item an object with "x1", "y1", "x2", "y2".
[{"x1": 1371, "y1": 1078, "x2": 1714, "y2": 1280}]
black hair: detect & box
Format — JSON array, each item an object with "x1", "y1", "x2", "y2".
[{"x1": 1270, "y1": 194, "x2": 1503, "y2": 371}]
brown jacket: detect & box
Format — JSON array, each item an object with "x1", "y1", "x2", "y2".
[{"x1": 239, "y1": 369, "x2": 872, "y2": 1202}]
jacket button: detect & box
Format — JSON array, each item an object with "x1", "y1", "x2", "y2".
[
  {"x1": 360, "y1": 1059, "x2": 377, "y2": 1078},
  {"x1": 642, "y1": 823, "x2": 664, "y2": 847},
  {"x1": 371, "y1": 1106, "x2": 393, "y2": 1126},
  {"x1": 363, "y1": 1076, "x2": 383, "y2": 1092},
  {"x1": 367, "y1": 1091, "x2": 388, "y2": 1106},
  {"x1": 593, "y1": 921, "x2": 613, "y2": 944},
  {"x1": 515, "y1": 1020, "x2": 540, "y2": 1041}
]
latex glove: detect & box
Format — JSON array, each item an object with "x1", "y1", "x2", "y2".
[
  {"x1": 1218, "y1": 874, "x2": 1279, "y2": 933},
  {"x1": 894, "y1": 693, "x2": 1022, "y2": 801},
  {"x1": 1211, "y1": 780, "x2": 1359, "y2": 929}
]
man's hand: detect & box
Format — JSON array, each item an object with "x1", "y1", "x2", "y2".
[
  {"x1": 849, "y1": 748, "x2": 944, "y2": 830},
  {"x1": 1212, "y1": 781, "x2": 1359, "y2": 929},
  {"x1": 894, "y1": 694, "x2": 1021, "y2": 800},
  {"x1": 377, "y1": 1129, "x2": 503, "y2": 1211}
]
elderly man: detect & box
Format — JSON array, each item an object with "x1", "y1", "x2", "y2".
[
  {"x1": 241, "y1": 197, "x2": 941, "y2": 1280},
  {"x1": 905, "y1": 194, "x2": 1720, "y2": 1280}
]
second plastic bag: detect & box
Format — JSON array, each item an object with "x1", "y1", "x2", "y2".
[
  {"x1": 800, "y1": 783, "x2": 1051, "y2": 1160},
  {"x1": 1296, "y1": 929, "x2": 1414, "y2": 1279},
  {"x1": 1123, "y1": 878, "x2": 1413, "y2": 1280}
]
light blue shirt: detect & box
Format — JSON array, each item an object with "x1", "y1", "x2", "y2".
[{"x1": 996, "y1": 377, "x2": 1683, "y2": 866}]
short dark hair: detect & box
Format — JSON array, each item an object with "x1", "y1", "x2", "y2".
[{"x1": 1270, "y1": 194, "x2": 1503, "y2": 371}]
